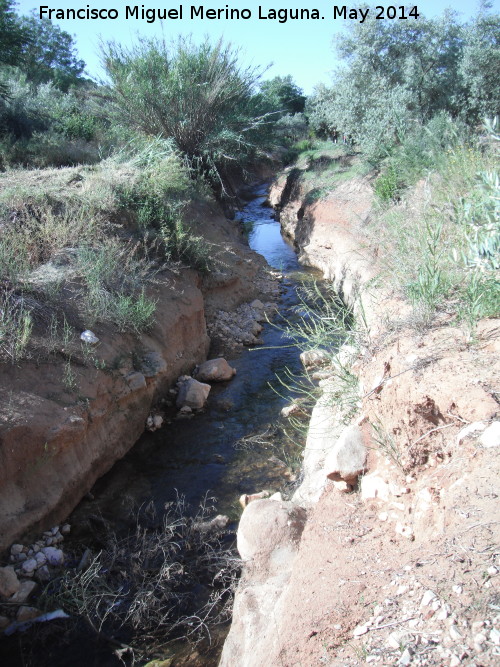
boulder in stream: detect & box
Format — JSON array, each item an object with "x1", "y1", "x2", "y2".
[
  {"x1": 194, "y1": 358, "x2": 236, "y2": 383},
  {"x1": 176, "y1": 377, "x2": 211, "y2": 410}
]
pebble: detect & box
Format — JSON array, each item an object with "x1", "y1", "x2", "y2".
[
  {"x1": 449, "y1": 625, "x2": 462, "y2": 641},
  {"x1": 490, "y1": 628, "x2": 500, "y2": 645},
  {"x1": 449, "y1": 655, "x2": 461, "y2": 667},
  {"x1": 452, "y1": 585, "x2": 463, "y2": 595},
  {"x1": 399, "y1": 648, "x2": 412, "y2": 665},
  {"x1": 421, "y1": 590, "x2": 437, "y2": 607},
  {"x1": 353, "y1": 624, "x2": 369, "y2": 636},
  {"x1": 10, "y1": 544, "x2": 23, "y2": 555},
  {"x1": 21, "y1": 559, "x2": 38, "y2": 575}
]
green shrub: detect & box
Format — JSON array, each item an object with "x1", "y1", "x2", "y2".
[{"x1": 374, "y1": 166, "x2": 401, "y2": 202}]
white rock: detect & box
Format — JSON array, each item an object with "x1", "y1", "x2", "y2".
[
  {"x1": 10, "y1": 544, "x2": 24, "y2": 556},
  {"x1": 449, "y1": 655, "x2": 461, "y2": 667},
  {"x1": 449, "y1": 624, "x2": 462, "y2": 641},
  {"x1": 421, "y1": 590, "x2": 437, "y2": 607},
  {"x1": 61, "y1": 524, "x2": 71, "y2": 535},
  {"x1": 22, "y1": 559, "x2": 38, "y2": 574},
  {"x1": 490, "y1": 628, "x2": 500, "y2": 645},
  {"x1": 480, "y1": 421, "x2": 500, "y2": 448},
  {"x1": 237, "y1": 499, "x2": 306, "y2": 562},
  {"x1": 361, "y1": 472, "x2": 391, "y2": 502},
  {"x1": 395, "y1": 523, "x2": 414, "y2": 539},
  {"x1": 80, "y1": 330, "x2": 99, "y2": 345},
  {"x1": 324, "y1": 425, "x2": 367, "y2": 485},
  {"x1": 456, "y1": 421, "x2": 486, "y2": 444},
  {"x1": 353, "y1": 624, "x2": 369, "y2": 637},
  {"x1": 35, "y1": 552, "x2": 47, "y2": 566}
]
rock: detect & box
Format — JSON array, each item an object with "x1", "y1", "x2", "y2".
[
  {"x1": 194, "y1": 358, "x2": 236, "y2": 382},
  {"x1": 250, "y1": 299, "x2": 264, "y2": 310},
  {"x1": 61, "y1": 524, "x2": 71, "y2": 535},
  {"x1": 361, "y1": 470, "x2": 390, "y2": 501},
  {"x1": 490, "y1": 628, "x2": 500, "y2": 645},
  {"x1": 35, "y1": 552, "x2": 47, "y2": 566},
  {"x1": 239, "y1": 490, "x2": 273, "y2": 508},
  {"x1": 176, "y1": 377, "x2": 210, "y2": 410},
  {"x1": 35, "y1": 566, "x2": 51, "y2": 582},
  {"x1": 456, "y1": 421, "x2": 486, "y2": 443},
  {"x1": 16, "y1": 606, "x2": 41, "y2": 622},
  {"x1": 140, "y1": 350, "x2": 167, "y2": 378},
  {"x1": 10, "y1": 544, "x2": 23, "y2": 556},
  {"x1": 353, "y1": 624, "x2": 369, "y2": 636},
  {"x1": 300, "y1": 349, "x2": 330, "y2": 369},
  {"x1": 194, "y1": 514, "x2": 229, "y2": 534},
  {"x1": 281, "y1": 403, "x2": 308, "y2": 419},
  {"x1": 237, "y1": 499, "x2": 306, "y2": 562},
  {"x1": 324, "y1": 425, "x2": 367, "y2": 485},
  {"x1": 0, "y1": 566, "x2": 20, "y2": 598},
  {"x1": 10, "y1": 580, "x2": 37, "y2": 604},
  {"x1": 146, "y1": 414, "x2": 163, "y2": 431},
  {"x1": 124, "y1": 371, "x2": 147, "y2": 391},
  {"x1": 399, "y1": 648, "x2": 412, "y2": 666},
  {"x1": 80, "y1": 330, "x2": 99, "y2": 345},
  {"x1": 179, "y1": 405, "x2": 192, "y2": 414},
  {"x1": 449, "y1": 624, "x2": 462, "y2": 641},
  {"x1": 41, "y1": 547, "x2": 64, "y2": 566},
  {"x1": 395, "y1": 523, "x2": 414, "y2": 540},
  {"x1": 480, "y1": 421, "x2": 500, "y2": 448},
  {"x1": 420, "y1": 590, "x2": 437, "y2": 607},
  {"x1": 21, "y1": 559, "x2": 38, "y2": 575}
]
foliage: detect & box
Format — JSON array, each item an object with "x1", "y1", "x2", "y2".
[
  {"x1": 19, "y1": 13, "x2": 85, "y2": 91},
  {"x1": 259, "y1": 75, "x2": 306, "y2": 115},
  {"x1": 0, "y1": 0, "x2": 28, "y2": 67},
  {"x1": 307, "y1": 4, "x2": 500, "y2": 164},
  {"x1": 102, "y1": 36, "x2": 271, "y2": 197}
]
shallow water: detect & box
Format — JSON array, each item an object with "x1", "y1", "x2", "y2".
[
  {"x1": 71, "y1": 183, "x2": 321, "y2": 527},
  {"x1": 0, "y1": 184, "x2": 324, "y2": 667}
]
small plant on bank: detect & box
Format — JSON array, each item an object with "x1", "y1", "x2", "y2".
[{"x1": 0, "y1": 290, "x2": 33, "y2": 362}]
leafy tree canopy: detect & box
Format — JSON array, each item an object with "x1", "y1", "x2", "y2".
[
  {"x1": 0, "y1": 0, "x2": 28, "y2": 66},
  {"x1": 19, "y1": 13, "x2": 86, "y2": 91},
  {"x1": 307, "y1": 3, "x2": 500, "y2": 162},
  {"x1": 259, "y1": 75, "x2": 306, "y2": 115}
]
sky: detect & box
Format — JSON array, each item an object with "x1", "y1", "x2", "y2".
[{"x1": 17, "y1": 0, "x2": 498, "y2": 94}]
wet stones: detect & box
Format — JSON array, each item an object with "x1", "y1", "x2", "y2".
[
  {"x1": 176, "y1": 376, "x2": 211, "y2": 410},
  {"x1": 194, "y1": 358, "x2": 236, "y2": 383}
]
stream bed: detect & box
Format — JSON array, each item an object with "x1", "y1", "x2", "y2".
[{"x1": 1, "y1": 184, "x2": 323, "y2": 667}]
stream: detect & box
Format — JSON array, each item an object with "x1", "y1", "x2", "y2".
[{"x1": 1, "y1": 184, "x2": 323, "y2": 667}]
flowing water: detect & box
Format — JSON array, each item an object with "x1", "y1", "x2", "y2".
[{"x1": 1, "y1": 184, "x2": 323, "y2": 667}]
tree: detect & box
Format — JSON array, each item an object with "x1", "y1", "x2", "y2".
[
  {"x1": 314, "y1": 4, "x2": 499, "y2": 162},
  {"x1": 102, "y1": 36, "x2": 270, "y2": 196},
  {"x1": 460, "y1": 2, "x2": 500, "y2": 121},
  {"x1": 259, "y1": 75, "x2": 306, "y2": 115},
  {"x1": 18, "y1": 14, "x2": 85, "y2": 91},
  {"x1": 0, "y1": 0, "x2": 27, "y2": 66}
]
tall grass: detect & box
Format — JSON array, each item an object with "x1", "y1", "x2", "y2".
[
  {"x1": 0, "y1": 138, "x2": 215, "y2": 360},
  {"x1": 369, "y1": 118, "x2": 500, "y2": 329}
]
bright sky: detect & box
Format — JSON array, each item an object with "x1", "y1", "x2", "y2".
[{"x1": 17, "y1": 0, "x2": 497, "y2": 94}]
